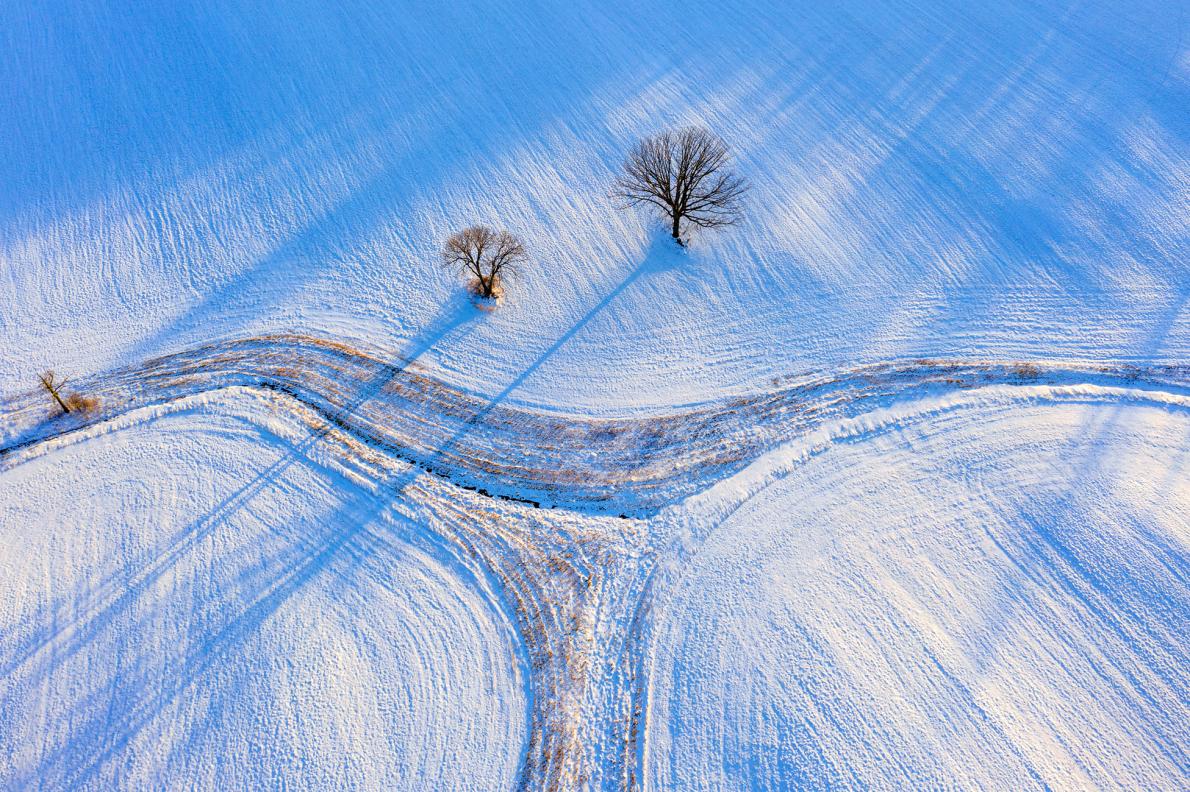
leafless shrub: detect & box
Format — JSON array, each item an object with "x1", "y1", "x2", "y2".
[
  {"x1": 615, "y1": 126, "x2": 748, "y2": 245},
  {"x1": 65, "y1": 393, "x2": 101, "y2": 414},
  {"x1": 441, "y1": 225, "x2": 526, "y2": 301}
]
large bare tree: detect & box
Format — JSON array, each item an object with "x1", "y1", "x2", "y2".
[
  {"x1": 441, "y1": 225, "x2": 527, "y2": 300},
  {"x1": 615, "y1": 126, "x2": 748, "y2": 245}
]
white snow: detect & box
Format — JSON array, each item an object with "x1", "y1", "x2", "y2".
[
  {"x1": 0, "y1": 394, "x2": 527, "y2": 790},
  {"x1": 644, "y1": 398, "x2": 1189, "y2": 790},
  {"x1": 1, "y1": 0, "x2": 1186, "y2": 410},
  {"x1": 1, "y1": 0, "x2": 1187, "y2": 788}
]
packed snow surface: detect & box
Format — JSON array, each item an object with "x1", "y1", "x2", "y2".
[{"x1": 1, "y1": 0, "x2": 1186, "y2": 409}]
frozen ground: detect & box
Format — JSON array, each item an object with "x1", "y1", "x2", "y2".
[
  {"x1": 1, "y1": 0, "x2": 1187, "y2": 789},
  {"x1": 1, "y1": 0, "x2": 1187, "y2": 410}
]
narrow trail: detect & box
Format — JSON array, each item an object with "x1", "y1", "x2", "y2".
[
  {"x1": 3, "y1": 333, "x2": 1187, "y2": 516},
  {"x1": 3, "y1": 334, "x2": 1188, "y2": 791}
]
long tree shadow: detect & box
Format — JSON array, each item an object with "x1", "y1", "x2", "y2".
[
  {"x1": 18, "y1": 356, "x2": 539, "y2": 790},
  {"x1": 6, "y1": 284, "x2": 491, "y2": 785},
  {"x1": 21, "y1": 473, "x2": 393, "y2": 791},
  {"x1": 0, "y1": 293, "x2": 475, "y2": 683},
  {"x1": 4, "y1": 231, "x2": 687, "y2": 791},
  {"x1": 27, "y1": 405, "x2": 544, "y2": 791},
  {"x1": 5, "y1": 227, "x2": 671, "y2": 682},
  {"x1": 471, "y1": 232, "x2": 679, "y2": 420},
  {"x1": 9, "y1": 235, "x2": 677, "y2": 789}
]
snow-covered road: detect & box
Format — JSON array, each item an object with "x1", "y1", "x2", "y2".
[
  {"x1": 2, "y1": 349, "x2": 1187, "y2": 789},
  {"x1": 4, "y1": 333, "x2": 1186, "y2": 514}
]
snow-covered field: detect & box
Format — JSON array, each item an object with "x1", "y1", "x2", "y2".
[
  {"x1": 0, "y1": 395, "x2": 527, "y2": 790},
  {"x1": 646, "y1": 397, "x2": 1189, "y2": 790},
  {"x1": 2, "y1": 382, "x2": 1186, "y2": 789},
  {"x1": 1, "y1": 0, "x2": 1187, "y2": 789},
  {"x1": 2, "y1": 0, "x2": 1186, "y2": 409}
]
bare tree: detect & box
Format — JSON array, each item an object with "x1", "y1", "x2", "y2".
[
  {"x1": 441, "y1": 225, "x2": 527, "y2": 300},
  {"x1": 615, "y1": 126, "x2": 748, "y2": 245},
  {"x1": 37, "y1": 370, "x2": 99, "y2": 415},
  {"x1": 39, "y1": 371, "x2": 71, "y2": 413}
]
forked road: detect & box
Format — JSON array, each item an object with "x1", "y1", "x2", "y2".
[{"x1": 2, "y1": 334, "x2": 1187, "y2": 790}]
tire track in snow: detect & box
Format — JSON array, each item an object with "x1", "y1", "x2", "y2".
[
  {"x1": 2, "y1": 337, "x2": 1188, "y2": 790},
  {"x1": 2, "y1": 333, "x2": 1186, "y2": 516}
]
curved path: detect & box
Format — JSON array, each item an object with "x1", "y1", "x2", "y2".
[
  {"x1": 3, "y1": 333, "x2": 1186, "y2": 515},
  {"x1": 2, "y1": 335, "x2": 1188, "y2": 791}
]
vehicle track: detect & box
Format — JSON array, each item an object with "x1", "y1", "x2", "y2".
[
  {"x1": 3, "y1": 333, "x2": 1186, "y2": 516},
  {"x1": 2, "y1": 335, "x2": 1188, "y2": 791}
]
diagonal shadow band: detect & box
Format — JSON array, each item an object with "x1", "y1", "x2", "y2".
[
  {"x1": 6, "y1": 244, "x2": 670, "y2": 790},
  {"x1": 0, "y1": 294, "x2": 475, "y2": 682}
]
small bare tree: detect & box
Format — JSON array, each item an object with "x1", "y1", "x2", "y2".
[
  {"x1": 39, "y1": 371, "x2": 71, "y2": 413},
  {"x1": 616, "y1": 126, "x2": 748, "y2": 245},
  {"x1": 37, "y1": 370, "x2": 99, "y2": 415},
  {"x1": 441, "y1": 225, "x2": 527, "y2": 300}
]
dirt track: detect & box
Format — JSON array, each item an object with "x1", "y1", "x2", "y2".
[
  {"x1": 3, "y1": 336, "x2": 1189, "y2": 791},
  {"x1": 4, "y1": 334, "x2": 1187, "y2": 517}
]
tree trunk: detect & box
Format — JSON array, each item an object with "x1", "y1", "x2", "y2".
[
  {"x1": 50, "y1": 389, "x2": 70, "y2": 413},
  {"x1": 671, "y1": 213, "x2": 684, "y2": 246},
  {"x1": 42, "y1": 380, "x2": 70, "y2": 413}
]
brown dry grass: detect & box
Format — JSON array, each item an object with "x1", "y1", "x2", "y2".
[
  {"x1": 1010, "y1": 362, "x2": 1043, "y2": 380},
  {"x1": 64, "y1": 393, "x2": 101, "y2": 414},
  {"x1": 469, "y1": 276, "x2": 504, "y2": 309}
]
